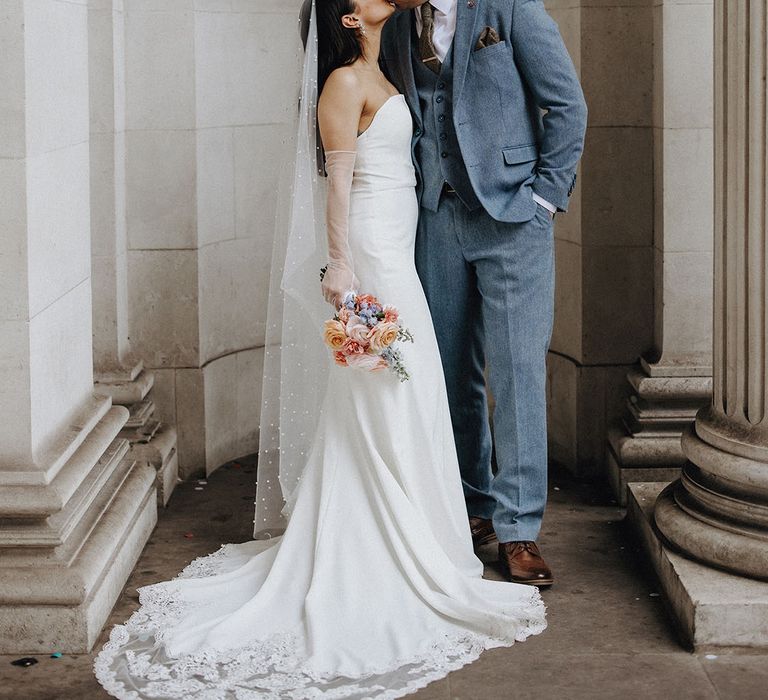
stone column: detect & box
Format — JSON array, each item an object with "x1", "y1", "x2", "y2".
[
  {"x1": 0, "y1": 1, "x2": 156, "y2": 652},
  {"x1": 606, "y1": 0, "x2": 714, "y2": 504},
  {"x1": 88, "y1": 0, "x2": 178, "y2": 506},
  {"x1": 654, "y1": 0, "x2": 768, "y2": 580}
]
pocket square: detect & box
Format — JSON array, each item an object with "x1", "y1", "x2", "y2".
[{"x1": 475, "y1": 26, "x2": 501, "y2": 50}]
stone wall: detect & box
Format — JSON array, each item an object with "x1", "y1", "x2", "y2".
[{"x1": 122, "y1": 0, "x2": 303, "y2": 477}]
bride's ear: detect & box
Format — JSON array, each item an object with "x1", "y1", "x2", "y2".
[{"x1": 341, "y1": 13, "x2": 360, "y2": 30}]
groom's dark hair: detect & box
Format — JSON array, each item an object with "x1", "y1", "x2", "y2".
[{"x1": 316, "y1": 0, "x2": 363, "y2": 92}]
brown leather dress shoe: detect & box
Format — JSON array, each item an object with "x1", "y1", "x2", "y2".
[
  {"x1": 469, "y1": 516, "x2": 498, "y2": 548},
  {"x1": 498, "y1": 541, "x2": 554, "y2": 586}
]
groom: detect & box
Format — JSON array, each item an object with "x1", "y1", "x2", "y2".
[{"x1": 382, "y1": 0, "x2": 587, "y2": 585}]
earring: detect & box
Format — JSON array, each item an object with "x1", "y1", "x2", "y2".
[{"x1": 357, "y1": 20, "x2": 366, "y2": 36}]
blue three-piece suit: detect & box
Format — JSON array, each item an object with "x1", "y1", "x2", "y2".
[{"x1": 381, "y1": 0, "x2": 588, "y2": 542}]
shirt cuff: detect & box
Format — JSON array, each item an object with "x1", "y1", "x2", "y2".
[{"x1": 532, "y1": 193, "x2": 557, "y2": 213}]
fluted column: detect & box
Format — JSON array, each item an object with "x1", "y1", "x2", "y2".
[{"x1": 655, "y1": 0, "x2": 768, "y2": 580}]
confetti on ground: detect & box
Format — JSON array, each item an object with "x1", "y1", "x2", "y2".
[
  {"x1": 50, "y1": 652, "x2": 62, "y2": 659},
  {"x1": 705, "y1": 654, "x2": 718, "y2": 660},
  {"x1": 11, "y1": 657, "x2": 38, "y2": 667},
  {"x1": 184, "y1": 533, "x2": 194, "y2": 539},
  {"x1": 197, "y1": 480, "x2": 208, "y2": 485},
  {"x1": 649, "y1": 593, "x2": 660, "y2": 597},
  {"x1": 194, "y1": 487, "x2": 204, "y2": 491}
]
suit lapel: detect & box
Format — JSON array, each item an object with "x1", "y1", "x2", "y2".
[
  {"x1": 395, "y1": 13, "x2": 420, "y2": 125},
  {"x1": 452, "y1": 0, "x2": 480, "y2": 103}
]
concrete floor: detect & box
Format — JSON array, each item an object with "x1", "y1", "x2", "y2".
[{"x1": 2, "y1": 457, "x2": 767, "y2": 700}]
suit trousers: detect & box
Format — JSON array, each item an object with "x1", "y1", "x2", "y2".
[{"x1": 415, "y1": 194, "x2": 555, "y2": 543}]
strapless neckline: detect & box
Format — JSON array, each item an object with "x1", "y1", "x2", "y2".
[{"x1": 357, "y1": 94, "x2": 406, "y2": 140}]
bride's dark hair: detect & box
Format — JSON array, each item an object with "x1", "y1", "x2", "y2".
[{"x1": 316, "y1": 0, "x2": 363, "y2": 92}]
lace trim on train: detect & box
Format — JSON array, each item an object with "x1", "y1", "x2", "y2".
[{"x1": 93, "y1": 545, "x2": 547, "y2": 700}]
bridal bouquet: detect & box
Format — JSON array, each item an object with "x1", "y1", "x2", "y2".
[{"x1": 322, "y1": 290, "x2": 414, "y2": 382}]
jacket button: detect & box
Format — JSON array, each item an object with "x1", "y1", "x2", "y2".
[
  {"x1": 436, "y1": 96, "x2": 444, "y2": 103},
  {"x1": 414, "y1": 128, "x2": 421, "y2": 137},
  {"x1": 441, "y1": 152, "x2": 448, "y2": 158},
  {"x1": 438, "y1": 114, "x2": 446, "y2": 122}
]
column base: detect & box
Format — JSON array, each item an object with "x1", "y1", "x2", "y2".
[
  {"x1": 0, "y1": 400, "x2": 158, "y2": 653},
  {"x1": 627, "y1": 482, "x2": 768, "y2": 648},
  {"x1": 606, "y1": 356, "x2": 711, "y2": 505},
  {"x1": 94, "y1": 361, "x2": 154, "y2": 406},
  {"x1": 129, "y1": 422, "x2": 179, "y2": 507},
  {"x1": 96, "y1": 361, "x2": 179, "y2": 506},
  {"x1": 0, "y1": 458, "x2": 156, "y2": 653},
  {"x1": 607, "y1": 427, "x2": 686, "y2": 506}
]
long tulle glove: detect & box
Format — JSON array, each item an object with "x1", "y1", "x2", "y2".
[{"x1": 322, "y1": 150, "x2": 360, "y2": 307}]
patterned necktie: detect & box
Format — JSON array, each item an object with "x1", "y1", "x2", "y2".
[{"x1": 419, "y1": 3, "x2": 442, "y2": 74}]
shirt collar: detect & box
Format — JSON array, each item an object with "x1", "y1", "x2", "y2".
[{"x1": 427, "y1": 0, "x2": 454, "y2": 16}]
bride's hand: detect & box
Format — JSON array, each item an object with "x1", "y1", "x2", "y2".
[{"x1": 321, "y1": 264, "x2": 359, "y2": 308}]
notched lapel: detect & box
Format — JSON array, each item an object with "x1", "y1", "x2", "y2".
[
  {"x1": 394, "y1": 14, "x2": 420, "y2": 123},
  {"x1": 453, "y1": 0, "x2": 480, "y2": 103}
]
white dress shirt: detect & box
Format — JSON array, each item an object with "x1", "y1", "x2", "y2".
[{"x1": 413, "y1": 0, "x2": 557, "y2": 215}]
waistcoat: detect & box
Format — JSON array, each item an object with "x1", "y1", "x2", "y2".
[{"x1": 411, "y1": 24, "x2": 480, "y2": 212}]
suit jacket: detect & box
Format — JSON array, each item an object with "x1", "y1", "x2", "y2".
[{"x1": 380, "y1": 0, "x2": 588, "y2": 221}]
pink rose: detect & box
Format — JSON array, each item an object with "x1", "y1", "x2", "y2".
[
  {"x1": 346, "y1": 317, "x2": 371, "y2": 345},
  {"x1": 341, "y1": 338, "x2": 365, "y2": 356}
]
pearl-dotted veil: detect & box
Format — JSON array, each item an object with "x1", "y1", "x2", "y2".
[{"x1": 254, "y1": 0, "x2": 329, "y2": 536}]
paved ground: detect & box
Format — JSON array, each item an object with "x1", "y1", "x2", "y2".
[{"x1": 2, "y1": 457, "x2": 766, "y2": 700}]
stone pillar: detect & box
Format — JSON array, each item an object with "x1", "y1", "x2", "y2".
[
  {"x1": 88, "y1": 0, "x2": 178, "y2": 506},
  {"x1": 654, "y1": 0, "x2": 768, "y2": 580},
  {"x1": 606, "y1": 0, "x2": 714, "y2": 503},
  {"x1": 0, "y1": 1, "x2": 156, "y2": 652}
]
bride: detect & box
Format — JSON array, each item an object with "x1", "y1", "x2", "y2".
[{"x1": 93, "y1": 1, "x2": 546, "y2": 698}]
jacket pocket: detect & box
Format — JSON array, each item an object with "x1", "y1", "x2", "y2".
[{"x1": 502, "y1": 144, "x2": 538, "y2": 164}]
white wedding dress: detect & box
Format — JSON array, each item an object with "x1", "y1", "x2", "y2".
[{"x1": 94, "y1": 94, "x2": 546, "y2": 700}]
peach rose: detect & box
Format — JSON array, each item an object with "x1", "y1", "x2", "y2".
[
  {"x1": 346, "y1": 353, "x2": 389, "y2": 371},
  {"x1": 323, "y1": 319, "x2": 347, "y2": 350},
  {"x1": 337, "y1": 308, "x2": 351, "y2": 324},
  {"x1": 334, "y1": 351, "x2": 347, "y2": 366},
  {"x1": 368, "y1": 322, "x2": 400, "y2": 353}
]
